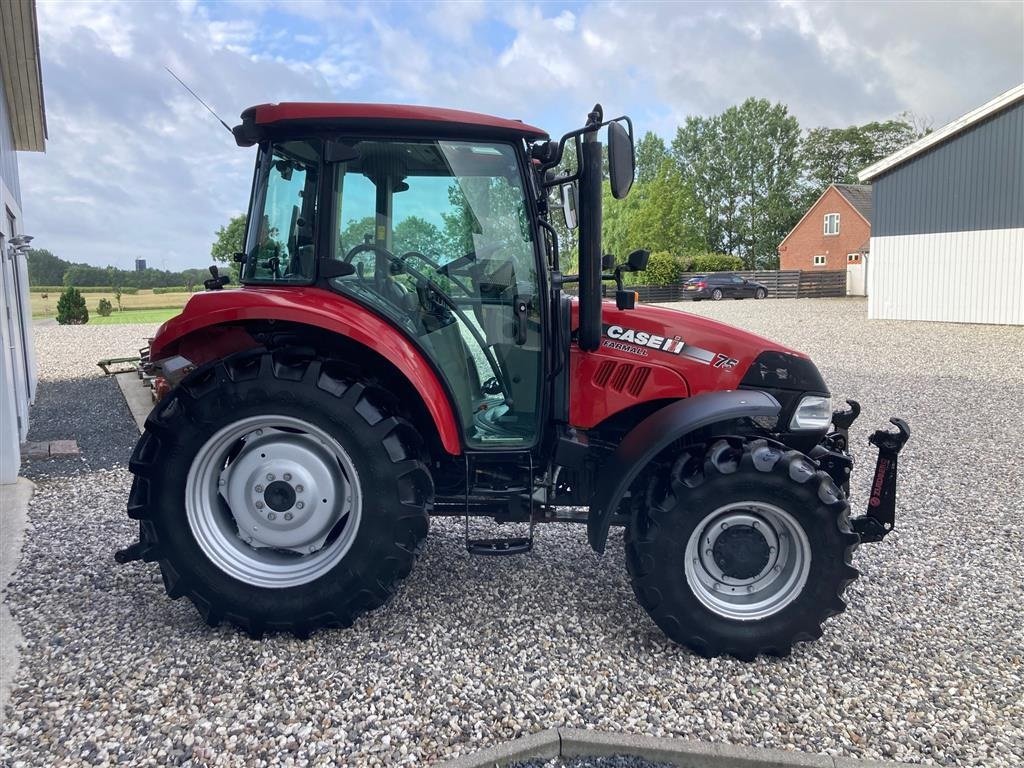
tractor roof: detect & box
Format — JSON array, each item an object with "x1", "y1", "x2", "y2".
[{"x1": 233, "y1": 102, "x2": 549, "y2": 146}]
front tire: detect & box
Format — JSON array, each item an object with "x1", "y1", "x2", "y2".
[
  {"x1": 625, "y1": 438, "x2": 859, "y2": 660},
  {"x1": 126, "y1": 351, "x2": 432, "y2": 638},
  {"x1": 755, "y1": 288, "x2": 767, "y2": 299},
  {"x1": 711, "y1": 288, "x2": 724, "y2": 301}
]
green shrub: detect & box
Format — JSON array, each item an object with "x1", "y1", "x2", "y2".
[
  {"x1": 96, "y1": 298, "x2": 113, "y2": 317},
  {"x1": 56, "y1": 287, "x2": 89, "y2": 325},
  {"x1": 625, "y1": 250, "x2": 683, "y2": 286},
  {"x1": 151, "y1": 286, "x2": 195, "y2": 294},
  {"x1": 683, "y1": 252, "x2": 745, "y2": 273}
]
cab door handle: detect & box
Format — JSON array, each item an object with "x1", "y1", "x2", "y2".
[{"x1": 514, "y1": 298, "x2": 529, "y2": 345}]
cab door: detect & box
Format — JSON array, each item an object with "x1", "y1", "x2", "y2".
[{"x1": 326, "y1": 138, "x2": 545, "y2": 449}]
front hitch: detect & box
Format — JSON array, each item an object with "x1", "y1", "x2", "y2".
[{"x1": 852, "y1": 418, "x2": 911, "y2": 543}]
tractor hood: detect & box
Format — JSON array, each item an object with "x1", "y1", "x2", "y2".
[{"x1": 569, "y1": 300, "x2": 826, "y2": 429}]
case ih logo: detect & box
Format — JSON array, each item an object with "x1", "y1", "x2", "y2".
[{"x1": 603, "y1": 325, "x2": 738, "y2": 369}]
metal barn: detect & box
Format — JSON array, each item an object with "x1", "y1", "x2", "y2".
[{"x1": 859, "y1": 84, "x2": 1023, "y2": 326}]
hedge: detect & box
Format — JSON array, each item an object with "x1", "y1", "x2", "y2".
[
  {"x1": 151, "y1": 286, "x2": 199, "y2": 294},
  {"x1": 30, "y1": 285, "x2": 140, "y2": 294}
]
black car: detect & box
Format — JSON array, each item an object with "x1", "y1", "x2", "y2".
[{"x1": 682, "y1": 273, "x2": 768, "y2": 301}]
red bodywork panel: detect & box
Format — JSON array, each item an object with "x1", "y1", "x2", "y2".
[
  {"x1": 247, "y1": 102, "x2": 548, "y2": 140},
  {"x1": 149, "y1": 287, "x2": 463, "y2": 456},
  {"x1": 150, "y1": 289, "x2": 804, "y2": 456},
  {"x1": 568, "y1": 300, "x2": 803, "y2": 429}
]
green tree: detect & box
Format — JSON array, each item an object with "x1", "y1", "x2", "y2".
[
  {"x1": 26, "y1": 249, "x2": 66, "y2": 285},
  {"x1": 393, "y1": 216, "x2": 443, "y2": 257},
  {"x1": 635, "y1": 131, "x2": 668, "y2": 184},
  {"x1": 801, "y1": 118, "x2": 919, "y2": 194},
  {"x1": 338, "y1": 216, "x2": 377, "y2": 255},
  {"x1": 96, "y1": 298, "x2": 113, "y2": 317},
  {"x1": 56, "y1": 286, "x2": 89, "y2": 325},
  {"x1": 673, "y1": 98, "x2": 802, "y2": 268},
  {"x1": 211, "y1": 214, "x2": 247, "y2": 280}
]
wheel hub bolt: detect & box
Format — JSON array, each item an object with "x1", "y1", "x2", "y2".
[
  {"x1": 284, "y1": 473, "x2": 292, "y2": 481},
  {"x1": 255, "y1": 501, "x2": 264, "y2": 509},
  {"x1": 295, "y1": 485, "x2": 304, "y2": 493},
  {"x1": 255, "y1": 484, "x2": 264, "y2": 493},
  {"x1": 267, "y1": 512, "x2": 277, "y2": 521},
  {"x1": 266, "y1": 473, "x2": 275, "y2": 481},
  {"x1": 296, "y1": 501, "x2": 305, "y2": 510},
  {"x1": 284, "y1": 512, "x2": 293, "y2": 521}
]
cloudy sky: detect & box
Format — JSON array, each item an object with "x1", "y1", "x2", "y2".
[{"x1": 18, "y1": 0, "x2": 1024, "y2": 271}]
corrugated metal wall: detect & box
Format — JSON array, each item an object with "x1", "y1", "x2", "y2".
[
  {"x1": 0, "y1": 79, "x2": 22, "y2": 206},
  {"x1": 873, "y1": 100, "x2": 1023, "y2": 237},
  {"x1": 869, "y1": 229, "x2": 1024, "y2": 325}
]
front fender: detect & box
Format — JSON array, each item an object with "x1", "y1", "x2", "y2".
[
  {"x1": 149, "y1": 286, "x2": 463, "y2": 455},
  {"x1": 586, "y1": 389, "x2": 780, "y2": 553}
]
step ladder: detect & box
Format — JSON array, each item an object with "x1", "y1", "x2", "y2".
[{"x1": 464, "y1": 451, "x2": 535, "y2": 556}]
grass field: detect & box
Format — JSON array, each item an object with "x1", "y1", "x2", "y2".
[
  {"x1": 30, "y1": 288, "x2": 192, "y2": 318},
  {"x1": 86, "y1": 308, "x2": 181, "y2": 325}
]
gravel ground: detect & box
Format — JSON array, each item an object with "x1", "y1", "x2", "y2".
[{"x1": 1, "y1": 300, "x2": 1023, "y2": 767}]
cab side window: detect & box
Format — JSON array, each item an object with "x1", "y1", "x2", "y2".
[{"x1": 243, "y1": 140, "x2": 320, "y2": 283}]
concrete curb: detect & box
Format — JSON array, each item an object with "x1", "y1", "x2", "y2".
[
  {"x1": 437, "y1": 728, "x2": 907, "y2": 768},
  {"x1": 114, "y1": 372, "x2": 151, "y2": 433},
  {"x1": 1, "y1": 477, "x2": 34, "y2": 719},
  {"x1": 440, "y1": 729, "x2": 560, "y2": 768}
]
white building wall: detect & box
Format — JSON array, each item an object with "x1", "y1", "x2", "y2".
[
  {"x1": 868, "y1": 229, "x2": 1024, "y2": 326},
  {"x1": 1, "y1": 177, "x2": 36, "y2": 484}
]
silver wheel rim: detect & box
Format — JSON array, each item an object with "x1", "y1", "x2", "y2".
[
  {"x1": 186, "y1": 414, "x2": 362, "y2": 589},
  {"x1": 684, "y1": 502, "x2": 811, "y2": 621},
  {"x1": 712, "y1": 289, "x2": 722, "y2": 300}
]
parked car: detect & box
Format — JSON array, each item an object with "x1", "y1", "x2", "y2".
[{"x1": 682, "y1": 273, "x2": 768, "y2": 301}]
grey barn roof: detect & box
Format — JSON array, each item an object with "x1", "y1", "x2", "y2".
[{"x1": 835, "y1": 184, "x2": 872, "y2": 223}]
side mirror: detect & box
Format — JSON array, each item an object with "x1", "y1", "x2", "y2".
[
  {"x1": 561, "y1": 183, "x2": 578, "y2": 230},
  {"x1": 607, "y1": 121, "x2": 635, "y2": 200},
  {"x1": 626, "y1": 248, "x2": 649, "y2": 272}
]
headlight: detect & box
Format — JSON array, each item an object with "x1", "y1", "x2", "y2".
[{"x1": 789, "y1": 395, "x2": 832, "y2": 430}]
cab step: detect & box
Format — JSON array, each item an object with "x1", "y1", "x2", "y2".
[
  {"x1": 466, "y1": 537, "x2": 533, "y2": 556},
  {"x1": 464, "y1": 451, "x2": 535, "y2": 556}
]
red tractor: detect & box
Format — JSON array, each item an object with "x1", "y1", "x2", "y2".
[{"x1": 117, "y1": 102, "x2": 909, "y2": 660}]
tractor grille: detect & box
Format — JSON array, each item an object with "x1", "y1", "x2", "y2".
[{"x1": 594, "y1": 361, "x2": 650, "y2": 396}]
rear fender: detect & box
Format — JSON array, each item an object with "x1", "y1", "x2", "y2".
[
  {"x1": 149, "y1": 287, "x2": 462, "y2": 455},
  {"x1": 586, "y1": 389, "x2": 780, "y2": 553}
]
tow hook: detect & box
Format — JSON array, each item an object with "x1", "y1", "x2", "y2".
[{"x1": 853, "y1": 418, "x2": 911, "y2": 543}]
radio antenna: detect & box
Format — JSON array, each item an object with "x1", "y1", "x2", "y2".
[{"x1": 164, "y1": 66, "x2": 233, "y2": 135}]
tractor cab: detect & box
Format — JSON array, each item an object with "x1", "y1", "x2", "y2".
[{"x1": 230, "y1": 103, "x2": 633, "y2": 450}]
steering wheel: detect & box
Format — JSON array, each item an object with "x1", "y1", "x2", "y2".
[
  {"x1": 340, "y1": 243, "x2": 511, "y2": 406},
  {"x1": 341, "y1": 242, "x2": 413, "y2": 303}
]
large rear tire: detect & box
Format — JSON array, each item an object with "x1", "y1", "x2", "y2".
[
  {"x1": 126, "y1": 351, "x2": 432, "y2": 638},
  {"x1": 625, "y1": 438, "x2": 859, "y2": 660}
]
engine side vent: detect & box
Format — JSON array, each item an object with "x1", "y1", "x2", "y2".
[
  {"x1": 594, "y1": 361, "x2": 616, "y2": 387},
  {"x1": 610, "y1": 363, "x2": 634, "y2": 391},
  {"x1": 627, "y1": 366, "x2": 651, "y2": 396},
  {"x1": 594, "y1": 361, "x2": 652, "y2": 396}
]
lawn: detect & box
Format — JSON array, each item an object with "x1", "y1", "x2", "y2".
[
  {"x1": 86, "y1": 307, "x2": 181, "y2": 325},
  {"x1": 30, "y1": 288, "x2": 192, "y2": 318}
]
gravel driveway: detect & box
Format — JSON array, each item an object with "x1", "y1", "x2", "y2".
[{"x1": 1, "y1": 299, "x2": 1022, "y2": 767}]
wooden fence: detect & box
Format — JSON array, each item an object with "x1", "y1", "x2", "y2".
[{"x1": 601, "y1": 270, "x2": 847, "y2": 302}]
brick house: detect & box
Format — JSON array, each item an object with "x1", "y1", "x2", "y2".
[{"x1": 777, "y1": 184, "x2": 872, "y2": 271}]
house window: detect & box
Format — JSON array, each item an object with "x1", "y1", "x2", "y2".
[
  {"x1": 847, "y1": 253, "x2": 861, "y2": 263},
  {"x1": 824, "y1": 213, "x2": 840, "y2": 235},
  {"x1": 813, "y1": 255, "x2": 827, "y2": 266}
]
